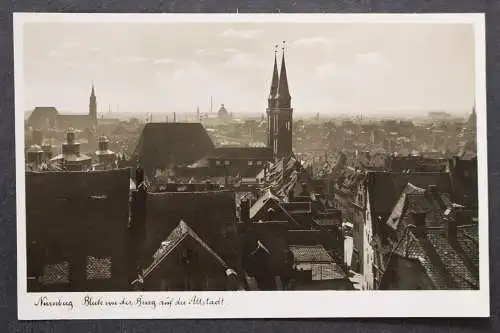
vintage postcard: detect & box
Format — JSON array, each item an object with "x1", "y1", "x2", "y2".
[{"x1": 14, "y1": 13, "x2": 489, "y2": 319}]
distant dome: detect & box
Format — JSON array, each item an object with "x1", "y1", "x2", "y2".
[
  {"x1": 218, "y1": 104, "x2": 228, "y2": 116},
  {"x1": 29, "y1": 144, "x2": 42, "y2": 152}
]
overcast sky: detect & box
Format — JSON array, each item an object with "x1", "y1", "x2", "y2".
[{"x1": 22, "y1": 22, "x2": 475, "y2": 116}]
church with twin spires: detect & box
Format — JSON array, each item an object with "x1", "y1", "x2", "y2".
[{"x1": 266, "y1": 43, "x2": 294, "y2": 159}]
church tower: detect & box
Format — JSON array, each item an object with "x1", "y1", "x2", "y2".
[
  {"x1": 266, "y1": 45, "x2": 279, "y2": 148},
  {"x1": 89, "y1": 83, "x2": 97, "y2": 128},
  {"x1": 270, "y1": 42, "x2": 293, "y2": 159}
]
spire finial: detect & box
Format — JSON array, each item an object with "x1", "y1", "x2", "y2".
[
  {"x1": 274, "y1": 44, "x2": 278, "y2": 55},
  {"x1": 282, "y1": 40, "x2": 286, "y2": 52}
]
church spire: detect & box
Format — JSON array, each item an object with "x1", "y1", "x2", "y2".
[
  {"x1": 268, "y1": 45, "x2": 279, "y2": 103},
  {"x1": 277, "y1": 41, "x2": 291, "y2": 108}
]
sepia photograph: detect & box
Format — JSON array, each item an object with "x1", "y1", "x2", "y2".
[{"x1": 14, "y1": 13, "x2": 489, "y2": 319}]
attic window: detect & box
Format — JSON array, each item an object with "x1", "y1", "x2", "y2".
[
  {"x1": 216, "y1": 160, "x2": 221, "y2": 166},
  {"x1": 90, "y1": 195, "x2": 107, "y2": 200},
  {"x1": 444, "y1": 208, "x2": 452, "y2": 216}
]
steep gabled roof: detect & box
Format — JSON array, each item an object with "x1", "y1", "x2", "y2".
[
  {"x1": 144, "y1": 189, "x2": 239, "y2": 268},
  {"x1": 142, "y1": 220, "x2": 229, "y2": 278}
]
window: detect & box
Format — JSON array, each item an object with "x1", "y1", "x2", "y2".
[
  {"x1": 224, "y1": 160, "x2": 230, "y2": 166},
  {"x1": 215, "y1": 160, "x2": 221, "y2": 166},
  {"x1": 41, "y1": 262, "x2": 70, "y2": 285},
  {"x1": 86, "y1": 256, "x2": 112, "y2": 280},
  {"x1": 257, "y1": 161, "x2": 263, "y2": 166},
  {"x1": 248, "y1": 161, "x2": 254, "y2": 166}
]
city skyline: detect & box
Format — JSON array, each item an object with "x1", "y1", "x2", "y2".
[{"x1": 23, "y1": 22, "x2": 475, "y2": 116}]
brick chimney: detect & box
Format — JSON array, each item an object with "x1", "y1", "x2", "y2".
[{"x1": 411, "y1": 211, "x2": 427, "y2": 238}]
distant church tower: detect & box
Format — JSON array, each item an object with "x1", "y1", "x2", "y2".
[
  {"x1": 267, "y1": 42, "x2": 293, "y2": 159},
  {"x1": 89, "y1": 83, "x2": 97, "y2": 128}
]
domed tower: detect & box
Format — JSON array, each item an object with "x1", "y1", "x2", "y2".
[
  {"x1": 96, "y1": 135, "x2": 116, "y2": 170},
  {"x1": 58, "y1": 128, "x2": 92, "y2": 171},
  {"x1": 26, "y1": 144, "x2": 44, "y2": 166}
]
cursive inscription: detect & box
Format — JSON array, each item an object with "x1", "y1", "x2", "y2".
[{"x1": 34, "y1": 296, "x2": 74, "y2": 310}]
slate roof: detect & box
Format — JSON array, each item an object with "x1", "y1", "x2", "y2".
[
  {"x1": 134, "y1": 122, "x2": 215, "y2": 175},
  {"x1": 142, "y1": 220, "x2": 229, "y2": 279}
]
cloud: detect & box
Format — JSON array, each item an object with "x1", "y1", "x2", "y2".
[
  {"x1": 194, "y1": 48, "x2": 218, "y2": 58},
  {"x1": 114, "y1": 56, "x2": 148, "y2": 64},
  {"x1": 223, "y1": 52, "x2": 264, "y2": 69},
  {"x1": 153, "y1": 58, "x2": 180, "y2": 65},
  {"x1": 46, "y1": 50, "x2": 61, "y2": 57},
  {"x1": 219, "y1": 28, "x2": 263, "y2": 39},
  {"x1": 223, "y1": 48, "x2": 244, "y2": 54},
  {"x1": 314, "y1": 62, "x2": 339, "y2": 79},
  {"x1": 292, "y1": 37, "x2": 335, "y2": 47}
]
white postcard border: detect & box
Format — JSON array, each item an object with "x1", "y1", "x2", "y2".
[{"x1": 14, "y1": 12, "x2": 490, "y2": 320}]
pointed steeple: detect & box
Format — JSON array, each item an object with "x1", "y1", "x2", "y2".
[
  {"x1": 91, "y1": 81, "x2": 95, "y2": 97},
  {"x1": 277, "y1": 41, "x2": 291, "y2": 108},
  {"x1": 268, "y1": 45, "x2": 279, "y2": 107}
]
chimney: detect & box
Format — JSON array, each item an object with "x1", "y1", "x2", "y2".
[
  {"x1": 445, "y1": 218, "x2": 457, "y2": 243},
  {"x1": 240, "y1": 199, "x2": 250, "y2": 225},
  {"x1": 411, "y1": 211, "x2": 427, "y2": 238},
  {"x1": 135, "y1": 167, "x2": 144, "y2": 186}
]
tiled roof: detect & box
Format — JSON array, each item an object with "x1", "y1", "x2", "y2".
[
  {"x1": 143, "y1": 220, "x2": 228, "y2": 278},
  {"x1": 262, "y1": 155, "x2": 314, "y2": 201},
  {"x1": 295, "y1": 263, "x2": 346, "y2": 281},
  {"x1": 289, "y1": 245, "x2": 333, "y2": 263},
  {"x1": 367, "y1": 171, "x2": 452, "y2": 223},
  {"x1": 426, "y1": 230, "x2": 478, "y2": 289}
]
